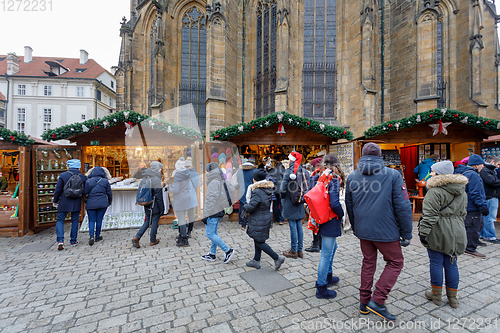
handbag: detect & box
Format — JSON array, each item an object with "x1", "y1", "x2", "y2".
[
  {"x1": 84, "y1": 178, "x2": 102, "y2": 204},
  {"x1": 304, "y1": 173, "x2": 339, "y2": 225}
]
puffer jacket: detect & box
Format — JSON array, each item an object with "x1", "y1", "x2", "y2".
[
  {"x1": 169, "y1": 168, "x2": 192, "y2": 211},
  {"x1": 479, "y1": 163, "x2": 500, "y2": 200},
  {"x1": 141, "y1": 168, "x2": 164, "y2": 215},
  {"x1": 414, "y1": 158, "x2": 435, "y2": 181},
  {"x1": 454, "y1": 164, "x2": 487, "y2": 212},
  {"x1": 244, "y1": 180, "x2": 274, "y2": 242},
  {"x1": 345, "y1": 156, "x2": 413, "y2": 242},
  {"x1": 419, "y1": 174, "x2": 468, "y2": 256},
  {"x1": 83, "y1": 166, "x2": 112, "y2": 210},
  {"x1": 204, "y1": 168, "x2": 226, "y2": 218},
  {"x1": 280, "y1": 164, "x2": 309, "y2": 220}
]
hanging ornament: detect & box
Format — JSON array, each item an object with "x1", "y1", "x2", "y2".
[
  {"x1": 429, "y1": 120, "x2": 451, "y2": 136},
  {"x1": 416, "y1": 115, "x2": 421, "y2": 123},
  {"x1": 103, "y1": 120, "x2": 109, "y2": 128},
  {"x1": 454, "y1": 114, "x2": 459, "y2": 118},
  {"x1": 476, "y1": 121, "x2": 481, "y2": 124},
  {"x1": 408, "y1": 121, "x2": 411, "y2": 124},
  {"x1": 82, "y1": 125, "x2": 89, "y2": 132},
  {"x1": 167, "y1": 126, "x2": 172, "y2": 133},
  {"x1": 383, "y1": 127, "x2": 387, "y2": 130},
  {"x1": 296, "y1": 121, "x2": 299, "y2": 125},
  {"x1": 497, "y1": 122, "x2": 500, "y2": 130},
  {"x1": 183, "y1": 131, "x2": 186, "y2": 135},
  {"x1": 441, "y1": 108, "x2": 447, "y2": 116},
  {"x1": 125, "y1": 122, "x2": 134, "y2": 138},
  {"x1": 71, "y1": 128, "x2": 74, "y2": 131},
  {"x1": 395, "y1": 123, "x2": 400, "y2": 131},
  {"x1": 277, "y1": 113, "x2": 284, "y2": 122},
  {"x1": 276, "y1": 123, "x2": 286, "y2": 136},
  {"x1": 461, "y1": 116, "x2": 469, "y2": 124},
  {"x1": 319, "y1": 124, "x2": 325, "y2": 130},
  {"x1": 238, "y1": 125, "x2": 244, "y2": 132},
  {"x1": 124, "y1": 111, "x2": 130, "y2": 119},
  {"x1": 149, "y1": 120, "x2": 155, "y2": 128},
  {"x1": 260, "y1": 124, "x2": 263, "y2": 127},
  {"x1": 288, "y1": 118, "x2": 293, "y2": 123},
  {"x1": 138, "y1": 116, "x2": 141, "y2": 120},
  {"x1": 113, "y1": 118, "x2": 117, "y2": 122},
  {"x1": 265, "y1": 121, "x2": 270, "y2": 126}
]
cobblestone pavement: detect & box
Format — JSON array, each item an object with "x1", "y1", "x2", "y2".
[{"x1": 1, "y1": 218, "x2": 500, "y2": 333}]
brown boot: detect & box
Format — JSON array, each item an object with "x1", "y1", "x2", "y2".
[
  {"x1": 297, "y1": 251, "x2": 303, "y2": 258},
  {"x1": 132, "y1": 236, "x2": 140, "y2": 248},
  {"x1": 446, "y1": 287, "x2": 459, "y2": 308},
  {"x1": 425, "y1": 285, "x2": 442, "y2": 306},
  {"x1": 150, "y1": 239, "x2": 160, "y2": 246},
  {"x1": 283, "y1": 249, "x2": 298, "y2": 259}
]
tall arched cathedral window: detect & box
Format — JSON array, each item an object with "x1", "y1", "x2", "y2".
[
  {"x1": 437, "y1": 20, "x2": 446, "y2": 108},
  {"x1": 148, "y1": 16, "x2": 159, "y2": 116},
  {"x1": 255, "y1": 1, "x2": 277, "y2": 118},
  {"x1": 180, "y1": 7, "x2": 207, "y2": 134},
  {"x1": 303, "y1": 0, "x2": 336, "y2": 120}
]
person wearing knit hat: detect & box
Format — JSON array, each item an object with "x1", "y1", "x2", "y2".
[
  {"x1": 243, "y1": 168, "x2": 286, "y2": 271},
  {"x1": 53, "y1": 159, "x2": 87, "y2": 250},
  {"x1": 454, "y1": 155, "x2": 488, "y2": 258},
  {"x1": 201, "y1": 162, "x2": 235, "y2": 264},
  {"x1": 419, "y1": 160, "x2": 468, "y2": 309},
  {"x1": 132, "y1": 161, "x2": 165, "y2": 249},
  {"x1": 281, "y1": 151, "x2": 309, "y2": 259},
  {"x1": 345, "y1": 142, "x2": 412, "y2": 320},
  {"x1": 248, "y1": 155, "x2": 256, "y2": 164},
  {"x1": 479, "y1": 156, "x2": 500, "y2": 244}
]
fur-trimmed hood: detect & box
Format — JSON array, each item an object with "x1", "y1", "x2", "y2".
[
  {"x1": 246, "y1": 180, "x2": 274, "y2": 203},
  {"x1": 241, "y1": 164, "x2": 256, "y2": 170},
  {"x1": 426, "y1": 174, "x2": 468, "y2": 196}
]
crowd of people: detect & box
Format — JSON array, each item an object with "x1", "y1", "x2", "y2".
[{"x1": 51, "y1": 143, "x2": 500, "y2": 322}]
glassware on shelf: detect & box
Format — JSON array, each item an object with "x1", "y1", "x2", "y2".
[
  {"x1": 53, "y1": 150, "x2": 62, "y2": 159},
  {"x1": 43, "y1": 174, "x2": 49, "y2": 183},
  {"x1": 50, "y1": 174, "x2": 56, "y2": 182},
  {"x1": 54, "y1": 160, "x2": 59, "y2": 169},
  {"x1": 41, "y1": 150, "x2": 49, "y2": 158},
  {"x1": 38, "y1": 159, "x2": 45, "y2": 171},
  {"x1": 64, "y1": 149, "x2": 73, "y2": 160}
]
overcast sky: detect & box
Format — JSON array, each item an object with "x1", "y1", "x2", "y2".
[{"x1": 1, "y1": 1, "x2": 500, "y2": 74}]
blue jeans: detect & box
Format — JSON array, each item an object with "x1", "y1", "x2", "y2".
[
  {"x1": 135, "y1": 208, "x2": 160, "y2": 243},
  {"x1": 87, "y1": 208, "x2": 107, "y2": 238},
  {"x1": 427, "y1": 249, "x2": 459, "y2": 289},
  {"x1": 288, "y1": 219, "x2": 303, "y2": 252},
  {"x1": 56, "y1": 211, "x2": 80, "y2": 244},
  {"x1": 205, "y1": 217, "x2": 230, "y2": 254},
  {"x1": 317, "y1": 236, "x2": 338, "y2": 286},
  {"x1": 273, "y1": 193, "x2": 284, "y2": 222},
  {"x1": 480, "y1": 198, "x2": 498, "y2": 240}
]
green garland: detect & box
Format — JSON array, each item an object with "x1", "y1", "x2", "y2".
[
  {"x1": 42, "y1": 110, "x2": 202, "y2": 142},
  {"x1": 364, "y1": 108, "x2": 500, "y2": 138},
  {"x1": 0, "y1": 127, "x2": 35, "y2": 146},
  {"x1": 210, "y1": 111, "x2": 354, "y2": 141}
]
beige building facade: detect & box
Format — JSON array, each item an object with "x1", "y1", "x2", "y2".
[{"x1": 116, "y1": 0, "x2": 500, "y2": 138}]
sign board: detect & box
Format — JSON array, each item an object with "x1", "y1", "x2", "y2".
[
  {"x1": 382, "y1": 150, "x2": 401, "y2": 166},
  {"x1": 329, "y1": 142, "x2": 354, "y2": 175},
  {"x1": 84, "y1": 163, "x2": 90, "y2": 173},
  {"x1": 90, "y1": 141, "x2": 99, "y2": 146}
]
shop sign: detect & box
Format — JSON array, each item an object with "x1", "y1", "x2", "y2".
[{"x1": 90, "y1": 141, "x2": 99, "y2": 146}]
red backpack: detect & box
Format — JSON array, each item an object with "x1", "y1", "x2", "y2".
[{"x1": 304, "y1": 173, "x2": 340, "y2": 229}]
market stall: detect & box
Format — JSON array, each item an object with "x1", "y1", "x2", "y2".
[
  {"x1": 0, "y1": 129, "x2": 38, "y2": 237},
  {"x1": 361, "y1": 108, "x2": 500, "y2": 212},
  {"x1": 41, "y1": 110, "x2": 203, "y2": 231}
]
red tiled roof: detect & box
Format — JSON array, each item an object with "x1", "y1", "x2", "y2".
[
  {"x1": 0, "y1": 55, "x2": 106, "y2": 79},
  {"x1": 0, "y1": 91, "x2": 5, "y2": 101}
]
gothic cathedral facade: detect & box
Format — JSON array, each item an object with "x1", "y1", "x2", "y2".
[{"x1": 115, "y1": 0, "x2": 500, "y2": 138}]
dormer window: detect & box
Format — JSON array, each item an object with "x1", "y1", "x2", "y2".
[
  {"x1": 44, "y1": 61, "x2": 69, "y2": 76},
  {"x1": 76, "y1": 68, "x2": 87, "y2": 73}
]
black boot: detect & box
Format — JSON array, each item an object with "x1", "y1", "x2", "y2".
[
  {"x1": 176, "y1": 235, "x2": 189, "y2": 247},
  {"x1": 305, "y1": 233, "x2": 321, "y2": 252}
]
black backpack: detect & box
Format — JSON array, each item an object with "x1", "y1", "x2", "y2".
[
  {"x1": 289, "y1": 170, "x2": 306, "y2": 205},
  {"x1": 63, "y1": 171, "x2": 85, "y2": 199}
]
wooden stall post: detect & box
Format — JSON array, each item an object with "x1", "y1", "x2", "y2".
[{"x1": 18, "y1": 146, "x2": 31, "y2": 236}]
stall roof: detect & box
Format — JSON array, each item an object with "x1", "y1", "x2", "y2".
[
  {"x1": 42, "y1": 110, "x2": 203, "y2": 146},
  {"x1": 211, "y1": 111, "x2": 353, "y2": 145},
  {"x1": 363, "y1": 109, "x2": 500, "y2": 143},
  {"x1": 0, "y1": 128, "x2": 35, "y2": 147}
]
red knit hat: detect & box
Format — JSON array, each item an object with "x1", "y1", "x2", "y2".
[{"x1": 288, "y1": 152, "x2": 302, "y2": 174}]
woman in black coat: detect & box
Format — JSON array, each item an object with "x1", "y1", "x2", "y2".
[
  {"x1": 244, "y1": 169, "x2": 285, "y2": 270},
  {"x1": 83, "y1": 166, "x2": 112, "y2": 245}
]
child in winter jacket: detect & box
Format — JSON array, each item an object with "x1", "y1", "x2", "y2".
[{"x1": 244, "y1": 169, "x2": 285, "y2": 270}]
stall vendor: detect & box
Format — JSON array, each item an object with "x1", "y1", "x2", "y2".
[
  {"x1": 414, "y1": 155, "x2": 438, "y2": 181},
  {"x1": 0, "y1": 172, "x2": 7, "y2": 191}
]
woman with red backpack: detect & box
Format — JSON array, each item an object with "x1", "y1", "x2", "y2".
[{"x1": 312, "y1": 154, "x2": 345, "y2": 299}]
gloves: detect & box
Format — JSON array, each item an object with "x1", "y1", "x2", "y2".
[
  {"x1": 419, "y1": 234, "x2": 428, "y2": 245},
  {"x1": 480, "y1": 206, "x2": 490, "y2": 216},
  {"x1": 400, "y1": 238, "x2": 411, "y2": 247}
]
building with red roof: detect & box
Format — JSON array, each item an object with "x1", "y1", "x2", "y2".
[{"x1": 0, "y1": 47, "x2": 116, "y2": 139}]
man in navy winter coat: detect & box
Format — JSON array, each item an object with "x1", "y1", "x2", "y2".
[
  {"x1": 455, "y1": 154, "x2": 489, "y2": 257},
  {"x1": 345, "y1": 143, "x2": 412, "y2": 321},
  {"x1": 53, "y1": 159, "x2": 87, "y2": 250}
]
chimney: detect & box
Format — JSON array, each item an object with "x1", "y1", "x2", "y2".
[
  {"x1": 24, "y1": 46, "x2": 33, "y2": 63},
  {"x1": 6, "y1": 53, "x2": 20, "y2": 75},
  {"x1": 80, "y1": 49, "x2": 88, "y2": 65}
]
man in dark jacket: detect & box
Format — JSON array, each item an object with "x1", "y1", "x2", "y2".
[
  {"x1": 239, "y1": 159, "x2": 256, "y2": 229},
  {"x1": 132, "y1": 161, "x2": 165, "y2": 248},
  {"x1": 345, "y1": 143, "x2": 412, "y2": 321},
  {"x1": 455, "y1": 155, "x2": 489, "y2": 257},
  {"x1": 479, "y1": 156, "x2": 500, "y2": 244},
  {"x1": 53, "y1": 159, "x2": 87, "y2": 250}
]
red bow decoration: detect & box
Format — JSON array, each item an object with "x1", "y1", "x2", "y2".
[
  {"x1": 52, "y1": 133, "x2": 56, "y2": 139},
  {"x1": 485, "y1": 121, "x2": 491, "y2": 125},
  {"x1": 388, "y1": 124, "x2": 393, "y2": 127},
  {"x1": 343, "y1": 130, "x2": 347, "y2": 135},
  {"x1": 9, "y1": 136, "x2": 15, "y2": 142},
  {"x1": 307, "y1": 121, "x2": 310, "y2": 125}
]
